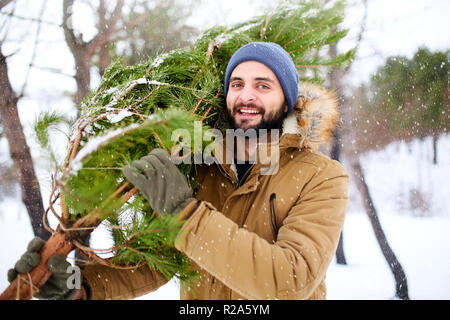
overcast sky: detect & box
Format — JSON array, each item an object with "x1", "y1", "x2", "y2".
[
  {"x1": 0, "y1": 0, "x2": 449, "y2": 133},
  {"x1": 192, "y1": 0, "x2": 450, "y2": 84},
  {"x1": 344, "y1": 0, "x2": 450, "y2": 84},
  {"x1": 3, "y1": 0, "x2": 449, "y2": 88}
]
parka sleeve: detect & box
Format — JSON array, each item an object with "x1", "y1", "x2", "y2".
[
  {"x1": 81, "y1": 262, "x2": 168, "y2": 300},
  {"x1": 174, "y1": 160, "x2": 349, "y2": 300}
]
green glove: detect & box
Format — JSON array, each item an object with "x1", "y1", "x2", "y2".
[
  {"x1": 123, "y1": 148, "x2": 196, "y2": 215},
  {"x1": 7, "y1": 237, "x2": 79, "y2": 300}
]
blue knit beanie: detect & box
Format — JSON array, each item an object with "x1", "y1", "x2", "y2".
[{"x1": 224, "y1": 42, "x2": 299, "y2": 112}]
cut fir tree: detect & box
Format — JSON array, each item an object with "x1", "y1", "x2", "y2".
[{"x1": 0, "y1": 0, "x2": 354, "y2": 300}]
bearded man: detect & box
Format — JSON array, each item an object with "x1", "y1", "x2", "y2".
[{"x1": 8, "y1": 42, "x2": 349, "y2": 300}]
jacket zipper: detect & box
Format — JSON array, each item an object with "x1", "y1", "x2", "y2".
[
  {"x1": 270, "y1": 193, "x2": 278, "y2": 240},
  {"x1": 217, "y1": 162, "x2": 239, "y2": 189},
  {"x1": 237, "y1": 163, "x2": 255, "y2": 187}
]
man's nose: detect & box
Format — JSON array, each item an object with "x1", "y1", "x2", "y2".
[{"x1": 237, "y1": 86, "x2": 257, "y2": 103}]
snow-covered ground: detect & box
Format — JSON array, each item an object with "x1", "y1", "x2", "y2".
[
  {"x1": 327, "y1": 213, "x2": 450, "y2": 300},
  {"x1": 1, "y1": 134, "x2": 449, "y2": 300},
  {"x1": 327, "y1": 135, "x2": 450, "y2": 300}
]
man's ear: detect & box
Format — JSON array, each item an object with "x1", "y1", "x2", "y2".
[{"x1": 283, "y1": 101, "x2": 288, "y2": 113}]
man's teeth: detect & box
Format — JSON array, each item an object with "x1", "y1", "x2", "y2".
[{"x1": 240, "y1": 109, "x2": 259, "y2": 114}]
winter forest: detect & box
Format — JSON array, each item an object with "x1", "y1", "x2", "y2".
[{"x1": 0, "y1": 0, "x2": 449, "y2": 300}]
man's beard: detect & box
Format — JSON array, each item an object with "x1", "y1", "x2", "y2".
[{"x1": 227, "y1": 102, "x2": 288, "y2": 133}]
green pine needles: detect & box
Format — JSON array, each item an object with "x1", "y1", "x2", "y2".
[{"x1": 35, "y1": 0, "x2": 354, "y2": 286}]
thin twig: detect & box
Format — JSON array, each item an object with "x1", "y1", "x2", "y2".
[
  {"x1": 289, "y1": 41, "x2": 327, "y2": 55},
  {"x1": 200, "y1": 105, "x2": 213, "y2": 122},
  {"x1": 260, "y1": 13, "x2": 272, "y2": 40},
  {"x1": 73, "y1": 240, "x2": 146, "y2": 270},
  {"x1": 151, "y1": 129, "x2": 169, "y2": 152},
  {"x1": 28, "y1": 64, "x2": 74, "y2": 78},
  {"x1": 283, "y1": 26, "x2": 322, "y2": 48},
  {"x1": 0, "y1": 11, "x2": 60, "y2": 26},
  {"x1": 71, "y1": 186, "x2": 138, "y2": 230},
  {"x1": 43, "y1": 188, "x2": 59, "y2": 233},
  {"x1": 296, "y1": 63, "x2": 341, "y2": 68},
  {"x1": 47, "y1": 182, "x2": 67, "y2": 229},
  {"x1": 191, "y1": 97, "x2": 205, "y2": 114},
  {"x1": 274, "y1": 14, "x2": 296, "y2": 42},
  {"x1": 18, "y1": 0, "x2": 48, "y2": 98},
  {"x1": 344, "y1": 0, "x2": 368, "y2": 74}
]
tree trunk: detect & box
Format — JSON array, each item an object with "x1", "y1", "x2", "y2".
[
  {"x1": 0, "y1": 0, "x2": 14, "y2": 10},
  {"x1": 335, "y1": 230, "x2": 347, "y2": 265},
  {"x1": 73, "y1": 50, "x2": 92, "y2": 105},
  {"x1": 97, "y1": 0, "x2": 111, "y2": 77},
  {"x1": 432, "y1": 132, "x2": 438, "y2": 165},
  {"x1": 352, "y1": 161, "x2": 410, "y2": 300},
  {"x1": 62, "y1": 0, "x2": 91, "y2": 106},
  {"x1": 328, "y1": 39, "x2": 347, "y2": 265},
  {"x1": 331, "y1": 129, "x2": 347, "y2": 264},
  {"x1": 0, "y1": 47, "x2": 51, "y2": 240}
]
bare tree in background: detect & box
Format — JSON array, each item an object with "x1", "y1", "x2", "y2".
[
  {"x1": 111, "y1": 0, "x2": 197, "y2": 67},
  {"x1": 327, "y1": 0, "x2": 409, "y2": 300},
  {"x1": 62, "y1": 0, "x2": 198, "y2": 107},
  {"x1": 62, "y1": 0, "x2": 125, "y2": 105},
  {"x1": 0, "y1": 46, "x2": 50, "y2": 240},
  {"x1": 0, "y1": 0, "x2": 50, "y2": 240}
]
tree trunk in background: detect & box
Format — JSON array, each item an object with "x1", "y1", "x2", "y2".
[
  {"x1": 335, "y1": 230, "x2": 347, "y2": 265},
  {"x1": 0, "y1": 47, "x2": 51, "y2": 240},
  {"x1": 331, "y1": 129, "x2": 347, "y2": 265},
  {"x1": 0, "y1": 0, "x2": 14, "y2": 10},
  {"x1": 338, "y1": 67, "x2": 410, "y2": 299},
  {"x1": 328, "y1": 39, "x2": 347, "y2": 265},
  {"x1": 62, "y1": 0, "x2": 91, "y2": 105},
  {"x1": 97, "y1": 1, "x2": 111, "y2": 77},
  {"x1": 352, "y1": 161, "x2": 410, "y2": 300},
  {"x1": 432, "y1": 133, "x2": 438, "y2": 165}
]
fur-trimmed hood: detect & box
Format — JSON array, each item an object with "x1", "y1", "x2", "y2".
[{"x1": 282, "y1": 82, "x2": 338, "y2": 151}]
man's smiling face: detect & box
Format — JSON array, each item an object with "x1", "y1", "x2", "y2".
[{"x1": 226, "y1": 60, "x2": 288, "y2": 131}]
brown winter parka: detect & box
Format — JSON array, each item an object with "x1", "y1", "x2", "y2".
[{"x1": 80, "y1": 82, "x2": 349, "y2": 300}]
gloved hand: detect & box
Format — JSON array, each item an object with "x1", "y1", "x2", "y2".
[
  {"x1": 123, "y1": 148, "x2": 196, "y2": 215},
  {"x1": 7, "y1": 237, "x2": 79, "y2": 300}
]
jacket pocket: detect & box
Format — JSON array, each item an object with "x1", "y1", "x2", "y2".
[{"x1": 270, "y1": 193, "x2": 278, "y2": 240}]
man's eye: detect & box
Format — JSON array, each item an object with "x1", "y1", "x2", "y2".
[
  {"x1": 258, "y1": 84, "x2": 270, "y2": 89},
  {"x1": 231, "y1": 83, "x2": 242, "y2": 88}
]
